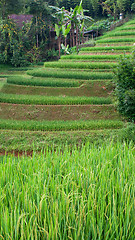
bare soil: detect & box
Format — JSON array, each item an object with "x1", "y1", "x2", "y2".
[{"x1": 0, "y1": 103, "x2": 121, "y2": 121}]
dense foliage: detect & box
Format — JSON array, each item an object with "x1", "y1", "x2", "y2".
[{"x1": 115, "y1": 53, "x2": 135, "y2": 122}]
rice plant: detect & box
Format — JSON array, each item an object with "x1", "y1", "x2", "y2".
[
  {"x1": 7, "y1": 76, "x2": 80, "y2": 87},
  {"x1": 96, "y1": 38, "x2": 135, "y2": 43},
  {"x1": 80, "y1": 46, "x2": 132, "y2": 52},
  {"x1": 100, "y1": 31, "x2": 135, "y2": 38},
  {"x1": 0, "y1": 93, "x2": 112, "y2": 105},
  {"x1": 44, "y1": 61, "x2": 117, "y2": 69},
  {"x1": 0, "y1": 119, "x2": 124, "y2": 131},
  {"x1": 61, "y1": 54, "x2": 125, "y2": 60},
  {"x1": 0, "y1": 141, "x2": 134, "y2": 239},
  {"x1": 27, "y1": 68, "x2": 114, "y2": 80}
]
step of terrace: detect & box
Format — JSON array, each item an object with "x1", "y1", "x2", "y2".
[
  {"x1": 79, "y1": 52, "x2": 131, "y2": 55},
  {"x1": 0, "y1": 103, "x2": 121, "y2": 122},
  {"x1": 97, "y1": 35, "x2": 135, "y2": 40},
  {"x1": 96, "y1": 42, "x2": 134, "y2": 46}
]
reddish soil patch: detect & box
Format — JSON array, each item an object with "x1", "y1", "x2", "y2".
[{"x1": 0, "y1": 150, "x2": 33, "y2": 157}]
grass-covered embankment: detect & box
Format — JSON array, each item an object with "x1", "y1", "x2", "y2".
[
  {"x1": 0, "y1": 141, "x2": 134, "y2": 239},
  {"x1": 1, "y1": 80, "x2": 113, "y2": 97}
]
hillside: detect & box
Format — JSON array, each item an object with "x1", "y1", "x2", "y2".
[{"x1": 0, "y1": 18, "x2": 135, "y2": 152}]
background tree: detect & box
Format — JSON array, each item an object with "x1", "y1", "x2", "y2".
[
  {"x1": 100, "y1": 0, "x2": 118, "y2": 19},
  {"x1": 0, "y1": 0, "x2": 24, "y2": 19}
]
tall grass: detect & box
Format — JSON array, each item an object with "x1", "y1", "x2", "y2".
[
  {"x1": 0, "y1": 119, "x2": 124, "y2": 131},
  {"x1": 0, "y1": 141, "x2": 134, "y2": 239},
  {"x1": 27, "y1": 68, "x2": 114, "y2": 80},
  {"x1": 44, "y1": 61, "x2": 117, "y2": 69}
]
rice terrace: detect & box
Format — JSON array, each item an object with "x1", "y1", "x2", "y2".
[{"x1": 0, "y1": 2, "x2": 135, "y2": 239}]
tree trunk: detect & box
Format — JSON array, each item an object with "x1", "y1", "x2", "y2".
[
  {"x1": 81, "y1": 27, "x2": 84, "y2": 44},
  {"x1": 76, "y1": 26, "x2": 79, "y2": 53},
  {"x1": 36, "y1": 16, "x2": 39, "y2": 48},
  {"x1": 64, "y1": 37, "x2": 67, "y2": 55},
  {"x1": 58, "y1": 36, "x2": 61, "y2": 58},
  {"x1": 70, "y1": 31, "x2": 72, "y2": 47},
  {"x1": 72, "y1": 23, "x2": 75, "y2": 47}
]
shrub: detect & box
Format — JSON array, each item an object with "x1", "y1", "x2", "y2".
[
  {"x1": 114, "y1": 54, "x2": 135, "y2": 122},
  {"x1": 87, "y1": 19, "x2": 116, "y2": 35}
]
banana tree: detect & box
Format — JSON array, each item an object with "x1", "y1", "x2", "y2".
[
  {"x1": 50, "y1": 6, "x2": 71, "y2": 57},
  {"x1": 50, "y1": 1, "x2": 93, "y2": 55},
  {"x1": 55, "y1": 23, "x2": 62, "y2": 58},
  {"x1": 69, "y1": 0, "x2": 93, "y2": 51}
]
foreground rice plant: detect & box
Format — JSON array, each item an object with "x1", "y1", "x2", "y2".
[{"x1": 0, "y1": 141, "x2": 134, "y2": 239}]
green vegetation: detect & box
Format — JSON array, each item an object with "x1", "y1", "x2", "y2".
[
  {"x1": 114, "y1": 54, "x2": 135, "y2": 122},
  {"x1": 101, "y1": 31, "x2": 135, "y2": 38},
  {"x1": 118, "y1": 26, "x2": 135, "y2": 30},
  {"x1": 44, "y1": 61, "x2": 117, "y2": 69},
  {"x1": 0, "y1": 5, "x2": 135, "y2": 240},
  {"x1": 7, "y1": 75, "x2": 80, "y2": 87},
  {"x1": 0, "y1": 93, "x2": 112, "y2": 105},
  {"x1": 0, "y1": 119, "x2": 124, "y2": 131},
  {"x1": 0, "y1": 129, "x2": 122, "y2": 152},
  {"x1": 0, "y1": 141, "x2": 135, "y2": 239},
  {"x1": 61, "y1": 54, "x2": 126, "y2": 60},
  {"x1": 1, "y1": 80, "x2": 114, "y2": 97},
  {"x1": 27, "y1": 68, "x2": 114, "y2": 80},
  {"x1": 97, "y1": 38, "x2": 135, "y2": 43},
  {"x1": 80, "y1": 46, "x2": 131, "y2": 51}
]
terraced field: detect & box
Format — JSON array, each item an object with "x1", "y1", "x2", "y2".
[{"x1": 0, "y1": 18, "x2": 135, "y2": 152}]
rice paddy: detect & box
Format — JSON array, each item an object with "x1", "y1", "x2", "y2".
[
  {"x1": 0, "y1": 141, "x2": 135, "y2": 239},
  {"x1": 0, "y1": 16, "x2": 135, "y2": 239},
  {"x1": 0, "y1": 17, "x2": 134, "y2": 146}
]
